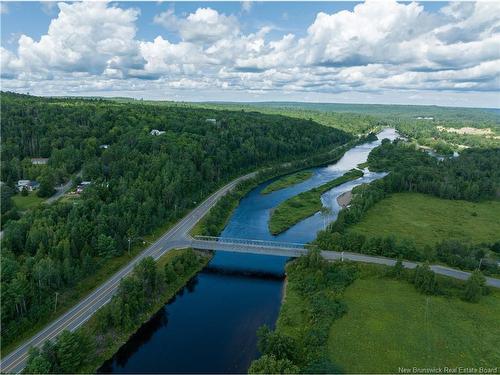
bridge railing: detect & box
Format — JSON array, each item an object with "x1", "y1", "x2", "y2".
[{"x1": 193, "y1": 235, "x2": 314, "y2": 250}]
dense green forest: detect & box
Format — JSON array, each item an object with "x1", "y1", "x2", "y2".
[
  {"x1": 195, "y1": 101, "x2": 500, "y2": 150},
  {"x1": 24, "y1": 250, "x2": 209, "y2": 373},
  {"x1": 0, "y1": 92, "x2": 351, "y2": 351},
  {"x1": 315, "y1": 140, "x2": 500, "y2": 274}
]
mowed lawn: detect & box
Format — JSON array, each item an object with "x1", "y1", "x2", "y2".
[
  {"x1": 328, "y1": 277, "x2": 500, "y2": 372},
  {"x1": 349, "y1": 192, "x2": 500, "y2": 248}
]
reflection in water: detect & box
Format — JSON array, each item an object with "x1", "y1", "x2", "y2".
[
  {"x1": 204, "y1": 264, "x2": 286, "y2": 281},
  {"x1": 99, "y1": 128, "x2": 399, "y2": 374},
  {"x1": 99, "y1": 266, "x2": 285, "y2": 374}
]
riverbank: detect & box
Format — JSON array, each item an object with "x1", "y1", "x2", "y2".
[
  {"x1": 191, "y1": 141, "x2": 361, "y2": 237},
  {"x1": 249, "y1": 250, "x2": 357, "y2": 373},
  {"x1": 254, "y1": 259, "x2": 500, "y2": 373},
  {"x1": 269, "y1": 169, "x2": 363, "y2": 235},
  {"x1": 261, "y1": 171, "x2": 313, "y2": 195},
  {"x1": 337, "y1": 191, "x2": 352, "y2": 208},
  {"x1": 82, "y1": 249, "x2": 213, "y2": 372}
]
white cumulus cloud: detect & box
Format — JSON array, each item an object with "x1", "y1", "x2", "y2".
[{"x1": 2, "y1": 1, "x2": 499, "y2": 106}]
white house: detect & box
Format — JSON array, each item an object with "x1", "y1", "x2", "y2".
[
  {"x1": 150, "y1": 129, "x2": 166, "y2": 136},
  {"x1": 31, "y1": 158, "x2": 49, "y2": 165},
  {"x1": 99, "y1": 144, "x2": 110, "y2": 149},
  {"x1": 205, "y1": 118, "x2": 217, "y2": 124},
  {"x1": 17, "y1": 180, "x2": 40, "y2": 192}
]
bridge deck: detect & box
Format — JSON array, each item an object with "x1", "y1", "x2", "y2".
[
  {"x1": 189, "y1": 236, "x2": 500, "y2": 288},
  {"x1": 190, "y1": 236, "x2": 309, "y2": 257}
]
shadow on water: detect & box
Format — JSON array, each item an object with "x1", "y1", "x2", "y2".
[
  {"x1": 204, "y1": 265, "x2": 286, "y2": 281},
  {"x1": 98, "y1": 264, "x2": 285, "y2": 374}
]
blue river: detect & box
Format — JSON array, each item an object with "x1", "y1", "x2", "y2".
[{"x1": 99, "y1": 128, "x2": 398, "y2": 373}]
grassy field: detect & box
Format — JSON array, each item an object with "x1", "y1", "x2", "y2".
[
  {"x1": 12, "y1": 192, "x2": 45, "y2": 210},
  {"x1": 349, "y1": 192, "x2": 500, "y2": 248},
  {"x1": 328, "y1": 274, "x2": 500, "y2": 372},
  {"x1": 269, "y1": 169, "x2": 363, "y2": 235},
  {"x1": 261, "y1": 171, "x2": 313, "y2": 194}
]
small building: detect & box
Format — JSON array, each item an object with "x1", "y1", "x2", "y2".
[
  {"x1": 17, "y1": 180, "x2": 40, "y2": 192},
  {"x1": 150, "y1": 129, "x2": 166, "y2": 136},
  {"x1": 99, "y1": 144, "x2": 110, "y2": 149},
  {"x1": 31, "y1": 158, "x2": 49, "y2": 165},
  {"x1": 205, "y1": 118, "x2": 217, "y2": 124},
  {"x1": 76, "y1": 181, "x2": 92, "y2": 194}
]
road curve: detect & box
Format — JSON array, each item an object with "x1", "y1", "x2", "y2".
[
  {"x1": 0, "y1": 172, "x2": 256, "y2": 374},
  {"x1": 44, "y1": 170, "x2": 83, "y2": 205}
]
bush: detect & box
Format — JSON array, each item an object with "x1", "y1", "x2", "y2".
[
  {"x1": 463, "y1": 270, "x2": 486, "y2": 303},
  {"x1": 256, "y1": 326, "x2": 300, "y2": 363},
  {"x1": 413, "y1": 263, "x2": 438, "y2": 295},
  {"x1": 248, "y1": 355, "x2": 299, "y2": 374}
]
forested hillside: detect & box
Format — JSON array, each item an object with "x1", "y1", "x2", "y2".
[
  {"x1": 0, "y1": 92, "x2": 350, "y2": 350},
  {"x1": 195, "y1": 102, "x2": 500, "y2": 149}
]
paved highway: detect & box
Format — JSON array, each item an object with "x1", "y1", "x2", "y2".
[
  {"x1": 189, "y1": 237, "x2": 500, "y2": 288},
  {"x1": 3, "y1": 168, "x2": 499, "y2": 372},
  {"x1": 0, "y1": 172, "x2": 256, "y2": 374}
]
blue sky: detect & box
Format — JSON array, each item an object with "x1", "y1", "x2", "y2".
[{"x1": 1, "y1": 1, "x2": 499, "y2": 107}]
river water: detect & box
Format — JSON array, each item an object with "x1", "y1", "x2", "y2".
[{"x1": 99, "y1": 128, "x2": 398, "y2": 373}]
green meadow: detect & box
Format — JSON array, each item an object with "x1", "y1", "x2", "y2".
[
  {"x1": 12, "y1": 192, "x2": 45, "y2": 211},
  {"x1": 349, "y1": 192, "x2": 500, "y2": 248},
  {"x1": 327, "y1": 274, "x2": 500, "y2": 372}
]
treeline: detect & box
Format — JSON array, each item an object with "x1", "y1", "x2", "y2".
[
  {"x1": 249, "y1": 250, "x2": 357, "y2": 373},
  {"x1": 24, "y1": 251, "x2": 208, "y2": 373},
  {"x1": 387, "y1": 260, "x2": 489, "y2": 303},
  {"x1": 315, "y1": 140, "x2": 500, "y2": 273},
  {"x1": 316, "y1": 232, "x2": 500, "y2": 275},
  {"x1": 0, "y1": 92, "x2": 351, "y2": 350},
  {"x1": 196, "y1": 102, "x2": 381, "y2": 135},
  {"x1": 250, "y1": 250, "x2": 492, "y2": 374},
  {"x1": 391, "y1": 117, "x2": 500, "y2": 150},
  {"x1": 367, "y1": 140, "x2": 500, "y2": 201},
  {"x1": 194, "y1": 136, "x2": 370, "y2": 237}
]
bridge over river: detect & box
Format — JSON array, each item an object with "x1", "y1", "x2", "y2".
[
  {"x1": 189, "y1": 235, "x2": 500, "y2": 288},
  {"x1": 3, "y1": 170, "x2": 500, "y2": 374}
]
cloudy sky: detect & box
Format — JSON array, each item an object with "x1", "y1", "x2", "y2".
[{"x1": 1, "y1": 1, "x2": 499, "y2": 107}]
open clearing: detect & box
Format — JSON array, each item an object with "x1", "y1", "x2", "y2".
[
  {"x1": 437, "y1": 126, "x2": 499, "y2": 139},
  {"x1": 349, "y1": 192, "x2": 500, "y2": 248},
  {"x1": 12, "y1": 193, "x2": 45, "y2": 211},
  {"x1": 328, "y1": 275, "x2": 500, "y2": 372}
]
